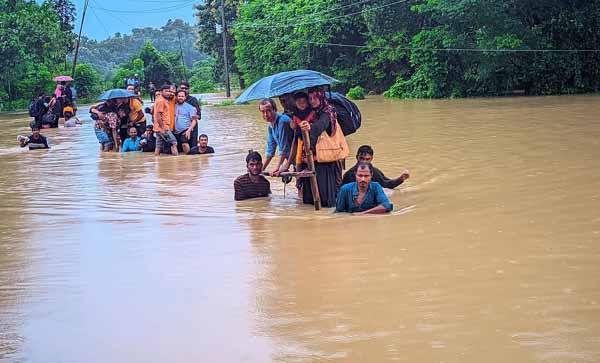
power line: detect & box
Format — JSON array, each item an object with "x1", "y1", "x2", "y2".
[
  {"x1": 90, "y1": 0, "x2": 196, "y2": 14},
  {"x1": 90, "y1": 8, "x2": 111, "y2": 39},
  {"x1": 235, "y1": 0, "x2": 408, "y2": 30},
  {"x1": 301, "y1": 41, "x2": 600, "y2": 53}
]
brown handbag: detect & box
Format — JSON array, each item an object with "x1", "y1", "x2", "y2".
[{"x1": 315, "y1": 120, "x2": 349, "y2": 163}]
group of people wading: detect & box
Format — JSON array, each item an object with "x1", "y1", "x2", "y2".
[
  {"x1": 28, "y1": 81, "x2": 79, "y2": 130},
  {"x1": 234, "y1": 87, "x2": 410, "y2": 215},
  {"x1": 90, "y1": 81, "x2": 213, "y2": 156},
  {"x1": 21, "y1": 82, "x2": 410, "y2": 215}
]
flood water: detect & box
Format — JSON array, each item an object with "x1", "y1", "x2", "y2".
[{"x1": 0, "y1": 94, "x2": 599, "y2": 362}]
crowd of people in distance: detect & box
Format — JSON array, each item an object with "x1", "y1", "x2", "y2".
[
  {"x1": 28, "y1": 81, "x2": 79, "y2": 129},
  {"x1": 90, "y1": 80, "x2": 213, "y2": 155},
  {"x1": 233, "y1": 86, "x2": 411, "y2": 215}
]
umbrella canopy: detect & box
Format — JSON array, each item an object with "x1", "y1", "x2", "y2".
[
  {"x1": 97, "y1": 89, "x2": 138, "y2": 101},
  {"x1": 54, "y1": 75, "x2": 74, "y2": 82},
  {"x1": 235, "y1": 70, "x2": 338, "y2": 104}
]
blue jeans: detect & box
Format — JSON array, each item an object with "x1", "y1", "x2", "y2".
[{"x1": 94, "y1": 128, "x2": 113, "y2": 147}]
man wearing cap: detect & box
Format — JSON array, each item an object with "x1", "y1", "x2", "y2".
[{"x1": 153, "y1": 84, "x2": 178, "y2": 156}]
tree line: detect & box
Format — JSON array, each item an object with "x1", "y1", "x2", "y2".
[
  {"x1": 196, "y1": 0, "x2": 600, "y2": 98},
  {"x1": 0, "y1": 0, "x2": 110, "y2": 110}
]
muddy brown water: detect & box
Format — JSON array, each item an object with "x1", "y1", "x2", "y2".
[{"x1": 0, "y1": 95, "x2": 599, "y2": 362}]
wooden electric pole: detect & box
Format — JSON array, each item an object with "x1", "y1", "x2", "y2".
[
  {"x1": 71, "y1": 0, "x2": 90, "y2": 77},
  {"x1": 221, "y1": 0, "x2": 231, "y2": 97}
]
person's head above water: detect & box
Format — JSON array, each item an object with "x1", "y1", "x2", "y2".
[
  {"x1": 246, "y1": 150, "x2": 263, "y2": 176},
  {"x1": 31, "y1": 125, "x2": 41, "y2": 137},
  {"x1": 355, "y1": 161, "x2": 374, "y2": 190},
  {"x1": 128, "y1": 127, "x2": 138, "y2": 139},
  {"x1": 259, "y1": 98, "x2": 277, "y2": 123},
  {"x1": 356, "y1": 145, "x2": 374, "y2": 163},
  {"x1": 199, "y1": 134, "x2": 209, "y2": 148}
]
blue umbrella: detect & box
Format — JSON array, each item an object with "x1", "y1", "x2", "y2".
[
  {"x1": 235, "y1": 70, "x2": 338, "y2": 104},
  {"x1": 97, "y1": 89, "x2": 138, "y2": 101}
]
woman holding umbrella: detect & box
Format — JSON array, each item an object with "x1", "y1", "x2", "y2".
[{"x1": 90, "y1": 89, "x2": 137, "y2": 151}]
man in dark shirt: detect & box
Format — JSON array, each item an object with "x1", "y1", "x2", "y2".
[
  {"x1": 234, "y1": 151, "x2": 271, "y2": 201},
  {"x1": 179, "y1": 81, "x2": 201, "y2": 148},
  {"x1": 139, "y1": 124, "x2": 156, "y2": 152},
  {"x1": 188, "y1": 134, "x2": 214, "y2": 155},
  {"x1": 342, "y1": 145, "x2": 410, "y2": 189},
  {"x1": 18, "y1": 126, "x2": 49, "y2": 150}
]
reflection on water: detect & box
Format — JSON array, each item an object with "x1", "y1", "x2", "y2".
[{"x1": 1, "y1": 95, "x2": 600, "y2": 362}]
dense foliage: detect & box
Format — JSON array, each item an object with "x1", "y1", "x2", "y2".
[
  {"x1": 227, "y1": 0, "x2": 600, "y2": 98},
  {"x1": 0, "y1": 0, "x2": 77, "y2": 110},
  {"x1": 78, "y1": 19, "x2": 206, "y2": 80},
  {"x1": 194, "y1": 0, "x2": 245, "y2": 88}
]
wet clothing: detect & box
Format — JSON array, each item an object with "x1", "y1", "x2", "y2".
[
  {"x1": 342, "y1": 164, "x2": 405, "y2": 189},
  {"x1": 188, "y1": 145, "x2": 214, "y2": 155},
  {"x1": 152, "y1": 96, "x2": 173, "y2": 133},
  {"x1": 21, "y1": 134, "x2": 49, "y2": 150},
  {"x1": 265, "y1": 113, "x2": 294, "y2": 158},
  {"x1": 186, "y1": 95, "x2": 201, "y2": 116},
  {"x1": 64, "y1": 119, "x2": 77, "y2": 127},
  {"x1": 155, "y1": 131, "x2": 177, "y2": 153},
  {"x1": 95, "y1": 128, "x2": 113, "y2": 147},
  {"x1": 174, "y1": 102, "x2": 197, "y2": 133},
  {"x1": 32, "y1": 97, "x2": 49, "y2": 128},
  {"x1": 234, "y1": 173, "x2": 271, "y2": 201},
  {"x1": 128, "y1": 98, "x2": 145, "y2": 125},
  {"x1": 122, "y1": 137, "x2": 141, "y2": 152},
  {"x1": 299, "y1": 110, "x2": 341, "y2": 208},
  {"x1": 335, "y1": 181, "x2": 393, "y2": 213},
  {"x1": 140, "y1": 134, "x2": 156, "y2": 152}
]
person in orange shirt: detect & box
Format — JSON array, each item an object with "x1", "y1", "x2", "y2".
[{"x1": 153, "y1": 84, "x2": 178, "y2": 156}]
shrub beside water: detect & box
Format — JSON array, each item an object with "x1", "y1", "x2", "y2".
[{"x1": 347, "y1": 86, "x2": 366, "y2": 100}]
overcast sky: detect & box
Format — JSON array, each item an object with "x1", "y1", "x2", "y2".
[{"x1": 70, "y1": 0, "x2": 197, "y2": 40}]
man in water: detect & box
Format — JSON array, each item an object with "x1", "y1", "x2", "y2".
[
  {"x1": 153, "y1": 84, "x2": 178, "y2": 156},
  {"x1": 179, "y1": 82, "x2": 201, "y2": 148},
  {"x1": 139, "y1": 124, "x2": 156, "y2": 152},
  {"x1": 259, "y1": 98, "x2": 294, "y2": 176},
  {"x1": 63, "y1": 106, "x2": 82, "y2": 127},
  {"x1": 341, "y1": 145, "x2": 410, "y2": 189},
  {"x1": 234, "y1": 151, "x2": 271, "y2": 201},
  {"x1": 336, "y1": 162, "x2": 393, "y2": 215},
  {"x1": 122, "y1": 127, "x2": 141, "y2": 152},
  {"x1": 18, "y1": 125, "x2": 49, "y2": 150},
  {"x1": 174, "y1": 90, "x2": 198, "y2": 154},
  {"x1": 188, "y1": 134, "x2": 214, "y2": 155}
]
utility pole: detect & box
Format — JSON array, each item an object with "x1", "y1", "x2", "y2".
[
  {"x1": 71, "y1": 0, "x2": 90, "y2": 76},
  {"x1": 220, "y1": 0, "x2": 231, "y2": 97},
  {"x1": 177, "y1": 32, "x2": 188, "y2": 81}
]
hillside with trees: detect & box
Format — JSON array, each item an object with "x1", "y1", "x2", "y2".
[{"x1": 77, "y1": 19, "x2": 206, "y2": 80}]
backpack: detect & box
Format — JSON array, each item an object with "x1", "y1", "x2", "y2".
[
  {"x1": 28, "y1": 99, "x2": 42, "y2": 117},
  {"x1": 327, "y1": 92, "x2": 362, "y2": 136}
]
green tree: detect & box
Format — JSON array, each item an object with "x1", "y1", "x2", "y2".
[
  {"x1": 73, "y1": 63, "x2": 102, "y2": 98},
  {"x1": 195, "y1": 0, "x2": 245, "y2": 88},
  {"x1": 0, "y1": 0, "x2": 76, "y2": 109}
]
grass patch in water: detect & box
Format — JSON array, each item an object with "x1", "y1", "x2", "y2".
[{"x1": 212, "y1": 100, "x2": 236, "y2": 107}]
